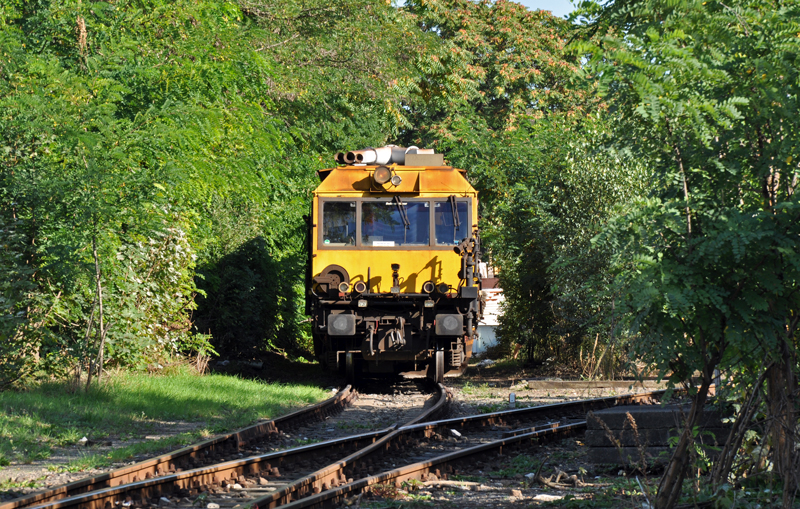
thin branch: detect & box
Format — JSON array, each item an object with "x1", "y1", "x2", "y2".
[{"x1": 254, "y1": 33, "x2": 300, "y2": 52}]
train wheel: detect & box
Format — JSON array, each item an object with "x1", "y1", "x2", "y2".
[
  {"x1": 434, "y1": 350, "x2": 444, "y2": 384},
  {"x1": 346, "y1": 352, "x2": 357, "y2": 385}
]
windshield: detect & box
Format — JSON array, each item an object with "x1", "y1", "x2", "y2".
[
  {"x1": 434, "y1": 200, "x2": 469, "y2": 245},
  {"x1": 362, "y1": 201, "x2": 430, "y2": 246},
  {"x1": 322, "y1": 201, "x2": 356, "y2": 246}
]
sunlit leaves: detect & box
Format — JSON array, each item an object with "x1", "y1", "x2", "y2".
[
  {"x1": 581, "y1": 0, "x2": 800, "y2": 388},
  {"x1": 1, "y1": 0, "x2": 433, "y2": 377}
]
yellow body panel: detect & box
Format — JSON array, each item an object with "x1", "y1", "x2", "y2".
[
  {"x1": 311, "y1": 164, "x2": 478, "y2": 292},
  {"x1": 314, "y1": 250, "x2": 456, "y2": 294}
]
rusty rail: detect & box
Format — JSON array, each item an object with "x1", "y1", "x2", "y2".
[
  {"x1": 276, "y1": 422, "x2": 587, "y2": 508},
  {"x1": 5, "y1": 383, "x2": 448, "y2": 509},
  {"x1": 7, "y1": 386, "x2": 672, "y2": 509},
  {"x1": 250, "y1": 388, "x2": 674, "y2": 507},
  {"x1": 0, "y1": 386, "x2": 357, "y2": 509},
  {"x1": 20, "y1": 430, "x2": 389, "y2": 509}
]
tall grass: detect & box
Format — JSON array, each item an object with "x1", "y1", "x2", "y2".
[{"x1": 0, "y1": 367, "x2": 329, "y2": 468}]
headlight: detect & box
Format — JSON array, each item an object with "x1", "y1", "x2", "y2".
[
  {"x1": 338, "y1": 282, "x2": 350, "y2": 293},
  {"x1": 373, "y1": 166, "x2": 392, "y2": 185},
  {"x1": 328, "y1": 314, "x2": 356, "y2": 336},
  {"x1": 435, "y1": 314, "x2": 463, "y2": 336}
]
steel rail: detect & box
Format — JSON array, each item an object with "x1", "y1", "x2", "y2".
[
  {"x1": 5, "y1": 383, "x2": 448, "y2": 509},
  {"x1": 277, "y1": 422, "x2": 587, "y2": 509},
  {"x1": 7, "y1": 386, "x2": 671, "y2": 509},
  {"x1": 400, "y1": 383, "x2": 450, "y2": 427},
  {"x1": 250, "y1": 388, "x2": 675, "y2": 507},
  {"x1": 0, "y1": 386, "x2": 357, "y2": 509},
  {"x1": 415, "y1": 387, "x2": 671, "y2": 431},
  {"x1": 20, "y1": 430, "x2": 391, "y2": 509}
]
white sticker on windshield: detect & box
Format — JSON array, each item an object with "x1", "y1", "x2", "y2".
[{"x1": 373, "y1": 241, "x2": 395, "y2": 247}]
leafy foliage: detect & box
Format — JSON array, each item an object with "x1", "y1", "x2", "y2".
[
  {"x1": 0, "y1": 0, "x2": 422, "y2": 382},
  {"x1": 487, "y1": 115, "x2": 647, "y2": 367},
  {"x1": 402, "y1": 0, "x2": 588, "y2": 134},
  {"x1": 397, "y1": 0, "x2": 642, "y2": 368},
  {"x1": 575, "y1": 0, "x2": 800, "y2": 503}
]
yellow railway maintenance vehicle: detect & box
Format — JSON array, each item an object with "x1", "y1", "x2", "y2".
[{"x1": 305, "y1": 145, "x2": 483, "y2": 383}]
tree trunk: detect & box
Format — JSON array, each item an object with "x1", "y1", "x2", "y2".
[
  {"x1": 711, "y1": 361, "x2": 770, "y2": 489},
  {"x1": 86, "y1": 236, "x2": 105, "y2": 390},
  {"x1": 76, "y1": 299, "x2": 96, "y2": 388},
  {"x1": 654, "y1": 371, "x2": 714, "y2": 508},
  {"x1": 767, "y1": 338, "x2": 797, "y2": 508}
]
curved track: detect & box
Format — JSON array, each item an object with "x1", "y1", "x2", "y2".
[
  {"x1": 0, "y1": 386, "x2": 357, "y2": 509},
  {"x1": 3, "y1": 383, "x2": 448, "y2": 509},
  {"x1": 5, "y1": 386, "x2": 677, "y2": 509},
  {"x1": 256, "y1": 389, "x2": 671, "y2": 508}
]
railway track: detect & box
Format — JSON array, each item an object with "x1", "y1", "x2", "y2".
[
  {"x1": 1, "y1": 382, "x2": 447, "y2": 509},
  {"x1": 3, "y1": 385, "x2": 676, "y2": 509},
  {"x1": 0, "y1": 386, "x2": 358, "y2": 509},
  {"x1": 263, "y1": 389, "x2": 670, "y2": 508}
]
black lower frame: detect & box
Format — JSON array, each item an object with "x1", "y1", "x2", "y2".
[{"x1": 310, "y1": 292, "x2": 478, "y2": 381}]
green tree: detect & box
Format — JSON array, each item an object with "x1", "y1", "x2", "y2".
[
  {"x1": 577, "y1": 0, "x2": 800, "y2": 505},
  {"x1": 398, "y1": 0, "x2": 642, "y2": 369},
  {"x1": 487, "y1": 114, "x2": 647, "y2": 369},
  {"x1": 401, "y1": 0, "x2": 588, "y2": 136},
  {"x1": 1, "y1": 0, "x2": 426, "y2": 381}
]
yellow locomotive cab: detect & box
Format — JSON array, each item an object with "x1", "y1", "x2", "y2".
[{"x1": 306, "y1": 146, "x2": 483, "y2": 383}]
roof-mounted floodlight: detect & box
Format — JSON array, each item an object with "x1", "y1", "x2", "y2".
[{"x1": 373, "y1": 166, "x2": 392, "y2": 185}]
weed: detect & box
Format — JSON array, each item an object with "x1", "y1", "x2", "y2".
[
  {"x1": 401, "y1": 479, "x2": 424, "y2": 492},
  {"x1": 476, "y1": 403, "x2": 505, "y2": 414},
  {"x1": 193, "y1": 493, "x2": 209, "y2": 506},
  {"x1": 541, "y1": 493, "x2": 619, "y2": 508},
  {"x1": 0, "y1": 477, "x2": 40, "y2": 491},
  {"x1": 450, "y1": 474, "x2": 485, "y2": 483},
  {"x1": 336, "y1": 422, "x2": 371, "y2": 431},
  {"x1": 56, "y1": 433, "x2": 203, "y2": 472},
  {"x1": 403, "y1": 494, "x2": 432, "y2": 503},
  {"x1": 371, "y1": 483, "x2": 399, "y2": 499},
  {"x1": 548, "y1": 450, "x2": 574, "y2": 462},
  {"x1": 363, "y1": 499, "x2": 435, "y2": 508}
]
